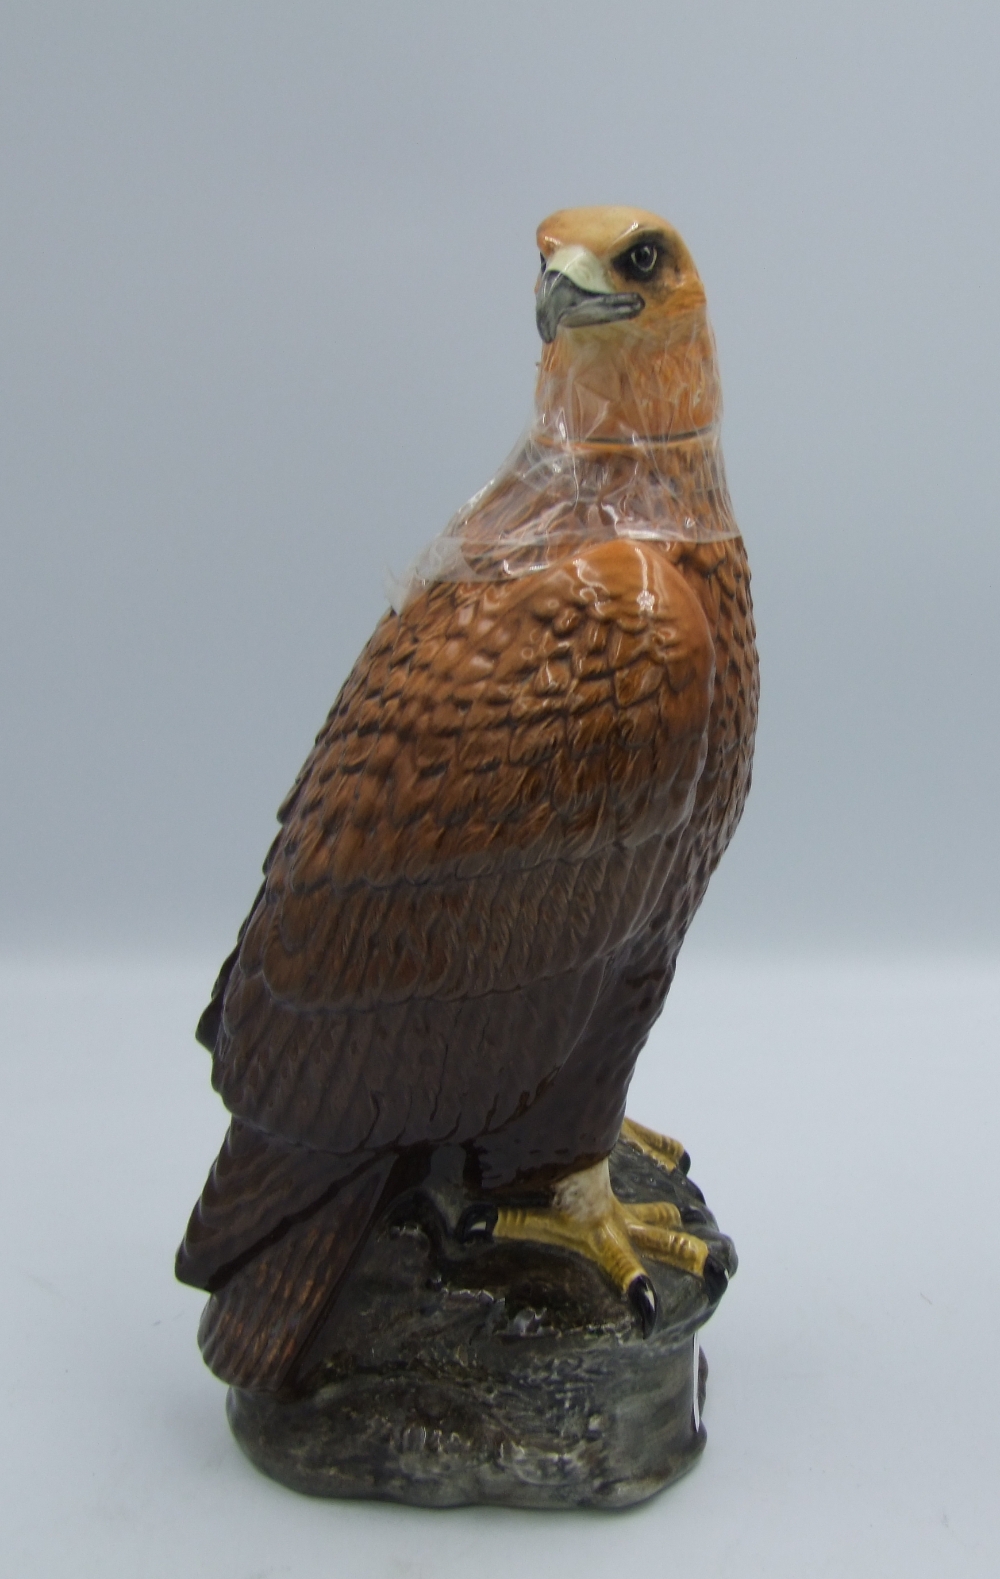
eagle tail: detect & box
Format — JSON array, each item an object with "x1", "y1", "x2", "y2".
[
  {"x1": 192, "y1": 1155, "x2": 394, "y2": 1392},
  {"x1": 176, "y1": 1117, "x2": 394, "y2": 1393}
]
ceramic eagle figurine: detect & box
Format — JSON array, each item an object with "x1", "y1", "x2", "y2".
[{"x1": 177, "y1": 206, "x2": 759, "y2": 1394}]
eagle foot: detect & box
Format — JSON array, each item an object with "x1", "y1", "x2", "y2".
[
  {"x1": 620, "y1": 1116, "x2": 691, "y2": 1175},
  {"x1": 491, "y1": 1156, "x2": 722, "y2": 1336}
]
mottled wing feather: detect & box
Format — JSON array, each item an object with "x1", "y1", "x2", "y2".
[
  {"x1": 211, "y1": 541, "x2": 715, "y2": 1153},
  {"x1": 195, "y1": 881, "x2": 265, "y2": 1053}
]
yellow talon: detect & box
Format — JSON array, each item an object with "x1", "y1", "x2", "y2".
[
  {"x1": 621, "y1": 1116, "x2": 689, "y2": 1172},
  {"x1": 624, "y1": 1217, "x2": 709, "y2": 1277},
  {"x1": 620, "y1": 1200, "x2": 683, "y2": 1229},
  {"x1": 491, "y1": 1156, "x2": 718, "y2": 1332}
]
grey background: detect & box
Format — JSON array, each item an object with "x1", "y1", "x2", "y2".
[
  {"x1": 2, "y1": 0, "x2": 999, "y2": 956},
  {"x1": 3, "y1": 11, "x2": 999, "y2": 1574}
]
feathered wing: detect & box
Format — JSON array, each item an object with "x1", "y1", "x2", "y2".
[
  {"x1": 179, "y1": 539, "x2": 715, "y2": 1388},
  {"x1": 210, "y1": 540, "x2": 716, "y2": 1151}
]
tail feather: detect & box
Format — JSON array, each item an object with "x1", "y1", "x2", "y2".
[
  {"x1": 175, "y1": 1118, "x2": 367, "y2": 1292},
  {"x1": 196, "y1": 1156, "x2": 393, "y2": 1392}
]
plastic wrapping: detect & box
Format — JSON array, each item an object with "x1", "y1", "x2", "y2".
[{"x1": 394, "y1": 302, "x2": 739, "y2": 611}]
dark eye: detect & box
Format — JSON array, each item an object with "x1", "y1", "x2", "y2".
[
  {"x1": 614, "y1": 238, "x2": 667, "y2": 283},
  {"x1": 629, "y1": 243, "x2": 658, "y2": 275}
]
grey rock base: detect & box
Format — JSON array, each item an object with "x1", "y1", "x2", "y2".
[{"x1": 226, "y1": 1136, "x2": 734, "y2": 1510}]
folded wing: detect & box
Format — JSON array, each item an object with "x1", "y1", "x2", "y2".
[{"x1": 205, "y1": 540, "x2": 716, "y2": 1156}]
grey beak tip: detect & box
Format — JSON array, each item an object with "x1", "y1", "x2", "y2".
[
  {"x1": 535, "y1": 269, "x2": 644, "y2": 343},
  {"x1": 536, "y1": 314, "x2": 558, "y2": 345}
]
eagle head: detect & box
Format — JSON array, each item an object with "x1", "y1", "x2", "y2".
[{"x1": 533, "y1": 206, "x2": 719, "y2": 444}]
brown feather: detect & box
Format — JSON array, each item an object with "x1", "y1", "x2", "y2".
[{"x1": 196, "y1": 1158, "x2": 393, "y2": 1391}]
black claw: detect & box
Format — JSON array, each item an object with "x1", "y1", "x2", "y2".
[
  {"x1": 628, "y1": 1273, "x2": 659, "y2": 1337},
  {"x1": 457, "y1": 1203, "x2": 498, "y2": 1243},
  {"x1": 678, "y1": 1149, "x2": 692, "y2": 1176},
  {"x1": 685, "y1": 1177, "x2": 705, "y2": 1204},
  {"x1": 702, "y1": 1252, "x2": 729, "y2": 1302},
  {"x1": 680, "y1": 1204, "x2": 709, "y2": 1227}
]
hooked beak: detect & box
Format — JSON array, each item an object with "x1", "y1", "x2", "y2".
[{"x1": 535, "y1": 245, "x2": 645, "y2": 343}]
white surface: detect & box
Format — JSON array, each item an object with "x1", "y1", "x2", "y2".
[{"x1": 2, "y1": 954, "x2": 998, "y2": 1577}]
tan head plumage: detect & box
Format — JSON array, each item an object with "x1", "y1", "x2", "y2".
[{"x1": 533, "y1": 206, "x2": 719, "y2": 443}]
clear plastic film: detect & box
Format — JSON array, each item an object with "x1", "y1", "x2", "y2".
[{"x1": 391, "y1": 309, "x2": 739, "y2": 612}]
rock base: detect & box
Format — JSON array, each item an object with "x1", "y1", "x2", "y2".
[{"x1": 226, "y1": 1136, "x2": 734, "y2": 1510}]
